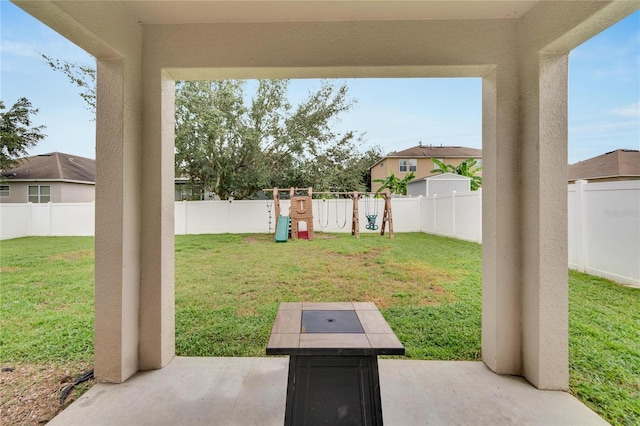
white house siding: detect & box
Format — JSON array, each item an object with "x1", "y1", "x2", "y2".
[
  {"x1": 0, "y1": 181, "x2": 95, "y2": 203},
  {"x1": 0, "y1": 182, "x2": 33, "y2": 203},
  {"x1": 407, "y1": 173, "x2": 472, "y2": 198},
  {"x1": 60, "y1": 183, "x2": 95, "y2": 202}
]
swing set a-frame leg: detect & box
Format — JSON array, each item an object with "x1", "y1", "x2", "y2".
[
  {"x1": 351, "y1": 191, "x2": 360, "y2": 239},
  {"x1": 380, "y1": 190, "x2": 393, "y2": 239}
]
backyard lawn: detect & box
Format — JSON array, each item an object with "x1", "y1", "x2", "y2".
[{"x1": 1, "y1": 234, "x2": 638, "y2": 425}]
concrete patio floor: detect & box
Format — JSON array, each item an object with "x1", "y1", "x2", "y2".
[{"x1": 49, "y1": 357, "x2": 607, "y2": 426}]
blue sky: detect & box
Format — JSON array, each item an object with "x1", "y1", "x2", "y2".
[{"x1": 1, "y1": 1, "x2": 638, "y2": 164}]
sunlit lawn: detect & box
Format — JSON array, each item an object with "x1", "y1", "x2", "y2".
[{"x1": 1, "y1": 234, "x2": 638, "y2": 425}]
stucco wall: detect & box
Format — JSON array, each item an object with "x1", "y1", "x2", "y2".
[
  {"x1": 141, "y1": 17, "x2": 515, "y2": 384},
  {"x1": 30, "y1": 0, "x2": 146, "y2": 383},
  {"x1": 13, "y1": 0, "x2": 638, "y2": 387}
]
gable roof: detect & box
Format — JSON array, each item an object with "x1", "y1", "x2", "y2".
[
  {"x1": 371, "y1": 145, "x2": 482, "y2": 168},
  {"x1": 1, "y1": 152, "x2": 96, "y2": 183},
  {"x1": 385, "y1": 145, "x2": 482, "y2": 159},
  {"x1": 568, "y1": 149, "x2": 640, "y2": 182}
]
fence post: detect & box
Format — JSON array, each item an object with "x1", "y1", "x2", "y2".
[
  {"x1": 183, "y1": 200, "x2": 188, "y2": 235},
  {"x1": 452, "y1": 191, "x2": 456, "y2": 238},
  {"x1": 27, "y1": 202, "x2": 33, "y2": 237},
  {"x1": 574, "y1": 180, "x2": 587, "y2": 272},
  {"x1": 417, "y1": 195, "x2": 423, "y2": 233},
  {"x1": 48, "y1": 202, "x2": 52, "y2": 236},
  {"x1": 477, "y1": 188, "x2": 482, "y2": 244},
  {"x1": 433, "y1": 194, "x2": 437, "y2": 234}
]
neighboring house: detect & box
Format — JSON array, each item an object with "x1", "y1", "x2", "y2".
[
  {"x1": 407, "y1": 172, "x2": 472, "y2": 197},
  {"x1": 0, "y1": 152, "x2": 95, "y2": 203},
  {"x1": 568, "y1": 149, "x2": 640, "y2": 183},
  {"x1": 370, "y1": 144, "x2": 482, "y2": 192},
  {"x1": 174, "y1": 177, "x2": 219, "y2": 201}
]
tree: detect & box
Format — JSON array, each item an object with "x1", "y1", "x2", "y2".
[
  {"x1": 43, "y1": 56, "x2": 375, "y2": 198},
  {"x1": 373, "y1": 171, "x2": 415, "y2": 195},
  {"x1": 175, "y1": 79, "x2": 369, "y2": 199},
  {"x1": 298, "y1": 143, "x2": 382, "y2": 193},
  {"x1": 174, "y1": 80, "x2": 252, "y2": 200},
  {"x1": 431, "y1": 157, "x2": 483, "y2": 190},
  {"x1": 0, "y1": 98, "x2": 46, "y2": 172},
  {"x1": 42, "y1": 55, "x2": 96, "y2": 114}
]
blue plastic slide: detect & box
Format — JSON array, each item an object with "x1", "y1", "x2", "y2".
[{"x1": 275, "y1": 215, "x2": 290, "y2": 242}]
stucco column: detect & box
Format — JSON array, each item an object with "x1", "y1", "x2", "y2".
[
  {"x1": 94, "y1": 58, "x2": 141, "y2": 382},
  {"x1": 520, "y1": 53, "x2": 569, "y2": 390},
  {"x1": 481, "y1": 66, "x2": 523, "y2": 375},
  {"x1": 138, "y1": 68, "x2": 176, "y2": 370}
]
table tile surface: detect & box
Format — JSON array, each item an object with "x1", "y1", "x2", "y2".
[{"x1": 267, "y1": 302, "x2": 405, "y2": 355}]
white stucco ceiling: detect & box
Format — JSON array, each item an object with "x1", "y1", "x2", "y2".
[{"x1": 119, "y1": 0, "x2": 540, "y2": 24}]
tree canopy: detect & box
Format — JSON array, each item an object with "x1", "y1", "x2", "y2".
[
  {"x1": 42, "y1": 55, "x2": 96, "y2": 114},
  {"x1": 175, "y1": 79, "x2": 380, "y2": 199},
  {"x1": 43, "y1": 55, "x2": 380, "y2": 198},
  {"x1": 431, "y1": 158, "x2": 483, "y2": 190},
  {"x1": 0, "y1": 98, "x2": 46, "y2": 172}
]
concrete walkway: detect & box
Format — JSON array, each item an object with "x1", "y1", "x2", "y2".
[{"x1": 49, "y1": 357, "x2": 607, "y2": 426}]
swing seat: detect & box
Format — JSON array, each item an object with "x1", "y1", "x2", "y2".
[{"x1": 365, "y1": 214, "x2": 379, "y2": 230}]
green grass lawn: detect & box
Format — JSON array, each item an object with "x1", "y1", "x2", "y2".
[{"x1": 1, "y1": 234, "x2": 638, "y2": 425}]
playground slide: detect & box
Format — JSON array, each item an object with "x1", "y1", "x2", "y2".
[{"x1": 275, "y1": 215, "x2": 290, "y2": 242}]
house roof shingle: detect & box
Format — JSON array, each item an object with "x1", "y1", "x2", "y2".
[
  {"x1": 2, "y1": 152, "x2": 95, "y2": 183},
  {"x1": 568, "y1": 149, "x2": 640, "y2": 182},
  {"x1": 371, "y1": 145, "x2": 482, "y2": 168},
  {"x1": 384, "y1": 145, "x2": 482, "y2": 159}
]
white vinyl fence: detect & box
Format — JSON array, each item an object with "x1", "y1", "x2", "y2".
[
  {"x1": 419, "y1": 190, "x2": 483, "y2": 243},
  {"x1": 175, "y1": 197, "x2": 423, "y2": 235},
  {"x1": 0, "y1": 202, "x2": 95, "y2": 240},
  {"x1": 1, "y1": 181, "x2": 638, "y2": 285},
  {"x1": 568, "y1": 180, "x2": 640, "y2": 286}
]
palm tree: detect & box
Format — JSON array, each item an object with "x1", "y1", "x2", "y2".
[
  {"x1": 431, "y1": 158, "x2": 482, "y2": 190},
  {"x1": 373, "y1": 171, "x2": 415, "y2": 195}
]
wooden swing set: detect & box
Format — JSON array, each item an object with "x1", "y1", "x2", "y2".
[{"x1": 264, "y1": 187, "x2": 393, "y2": 241}]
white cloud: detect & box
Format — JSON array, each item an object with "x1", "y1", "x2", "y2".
[
  {"x1": 570, "y1": 118, "x2": 639, "y2": 134},
  {"x1": 0, "y1": 40, "x2": 41, "y2": 58},
  {"x1": 613, "y1": 101, "x2": 640, "y2": 117}
]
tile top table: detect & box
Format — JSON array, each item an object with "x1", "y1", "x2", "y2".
[
  {"x1": 266, "y1": 301, "x2": 405, "y2": 357},
  {"x1": 267, "y1": 302, "x2": 404, "y2": 425}
]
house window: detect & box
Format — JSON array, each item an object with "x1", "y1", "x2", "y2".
[
  {"x1": 28, "y1": 185, "x2": 50, "y2": 203},
  {"x1": 0, "y1": 185, "x2": 8, "y2": 197},
  {"x1": 475, "y1": 159, "x2": 483, "y2": 168},
  {"x1": 399, "y1": 159, "x2": 417, "y2": 172}
]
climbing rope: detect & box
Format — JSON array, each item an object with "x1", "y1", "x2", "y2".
[{"x1": 266, "y1": 199, "x2": 273, "y2": 234}]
